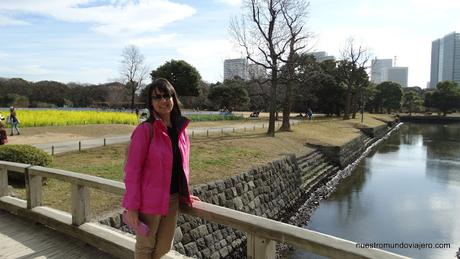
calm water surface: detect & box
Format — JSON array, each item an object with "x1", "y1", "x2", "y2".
[{"x1": 291, "y1": 123, "x2": 460, "y2": 259}]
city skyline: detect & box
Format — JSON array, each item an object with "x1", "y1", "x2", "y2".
[
  {"x1": 0, "y1": 0, "x2": 459, "y2": 87},
  {"x1": 430, "y1": 32, "x2": 460, "y2": 88}
]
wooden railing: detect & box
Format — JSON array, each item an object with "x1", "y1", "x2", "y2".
[{"x1": 0, "y1": 161, "x2": 409, "y2": 259}]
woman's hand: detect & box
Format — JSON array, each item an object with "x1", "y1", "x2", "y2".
[
  {"x1": 191, "y1": 195, "x2": 201, "y2": 203},
  {"x1": 125, "y1": 210, "x2": 139, "y2": 227}
]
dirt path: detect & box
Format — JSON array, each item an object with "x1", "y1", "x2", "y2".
[
  {"x1": 6, "y1": 124, "x2": 136, "y2": 145},
  {"x1": 5, "y1": 119, "x2": 299, "y2": 145}
]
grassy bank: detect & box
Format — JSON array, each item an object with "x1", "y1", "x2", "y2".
[{"x1": 10, "y1": 113, "x2": 395, "y2": 216}]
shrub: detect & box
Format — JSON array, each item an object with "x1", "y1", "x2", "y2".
[{"x1": 0, "y1": 145, "x2": 52, "y2": 184}]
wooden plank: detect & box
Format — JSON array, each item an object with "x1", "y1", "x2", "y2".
[
  {"x1": 0, "y1": 197, "x2": 133, "y2": 259},
  {"x1": 247, "y1": 233, "x2": 276, "y2": 259},
  {"x1": 0, "y1": 161, "x2": 30, "y2": 172},
  {"x1": 181, "y1": 201, "x2": 409, "y2": 259},
  {"x1": 71, "y1": 184, "x2": 90, "y2": 225},
  {"x1": 25, "y1": 168, "x2": 43, "y2": 209},
  {"x1": 29, "y1": 166, "x2": 125, "y2": 195},
  {"x1": 0, "y1": 167, "x2": 7, "y2": 197},
  {"x1": 0, "y1": 208, "x2": 115, "y2": 259}
]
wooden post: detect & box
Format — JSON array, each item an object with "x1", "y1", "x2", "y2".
[
  {"x1": 104, "y1": 138, "x2": 106, "y2": 146},
  {"x1": 25, "y1": 168, "x2": 43, "y2": 209},
  {"x1": 52, "y1": 146, "x2": 54, "y2": 155},
  {"x1": 79, "y1": 141, "x2": 81, "y2": 151},
  {"x1": 71, "y1": 184, "x2": 90, "y2": 225},
  {"x1": 0, "y1": 166, "x2": 8, "y2": 197},
  {"x1": 207, "y1": 130, "x2": 209, "y2": 137},
  {"x1": 192, "y1": 130, "x2": 194, "y2": 137},
  {"x1": 247, "y1": 233, "x2": 276, "y2": 259}
]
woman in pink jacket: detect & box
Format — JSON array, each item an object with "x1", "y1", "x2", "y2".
[{"x1": 122, "y1": 78, "x2": 198, "y2": 259}]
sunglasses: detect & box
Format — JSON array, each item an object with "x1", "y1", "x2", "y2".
[{"x1": 151, "y1": 93, "x2": 173, "y2": 101}]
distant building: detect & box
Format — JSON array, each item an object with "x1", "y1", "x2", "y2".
[
  {"x1": 371, "y1": 58, "x2": 408, "y2": 87},
  {"x1": 430, "y1": 32, "x2": 460, "y2": 88},
  {"x1": 382, "y1": 67, "x2": 408, "y2": 87},
  {"x1": 247, "y1": 64, "x2": 266, "y2": 80},
  {"x1": 309, "y1": 51, "x2": 335, "y2": 62},
  {"x1": 371, "y1": 58, "x2": 392, "y2": 84},
  {"x1": 223, "y1": 58, "x2": 266, "y2": 81},
  {"x1": 224, "y1": 58, "x2": 248, "y2": 80}
]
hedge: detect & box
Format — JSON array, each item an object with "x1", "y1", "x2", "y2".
[{"x1": 0, "y1": 145, "x2": 52, "y2": 184}]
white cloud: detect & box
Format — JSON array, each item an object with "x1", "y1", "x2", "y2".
[
  {"x1": 128, "y1": 34, "x2": 179, "y2": 47},
  {"x1": 408, "y1": 0, "x2": 460, "y2": 11},
  {"x1": 0, "y1": 0, "x2": 196, "y2": 35},
  {"x1": 0, "y1": 52, "x2": 8, "y2": 60},
  {"x1": 20, "y1": 65, "x2": 51, "y2": 76},
  {"x1": 177, "y1": 39, "x2": 241, "y2": 82},
  {"x1": 0, "y1": 15, "x2": 29, "y2": 26},
  {"x1": 215, "y1": 0, "x2": 242, "y2": 7}
]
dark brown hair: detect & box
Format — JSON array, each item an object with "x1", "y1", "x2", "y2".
[{"x1": 145, "y1": 78, "x2": 182, "y2": 123}]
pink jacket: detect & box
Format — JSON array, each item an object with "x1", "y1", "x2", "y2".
[{"x1": 122, "y1": 117, "x2": 191, "y2": 215}]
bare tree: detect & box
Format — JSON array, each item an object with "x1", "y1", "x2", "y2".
[
  {"x1": 279, "y1": 0, "x2": 312, "y2": 131},
  {"x1": 120, "y1": 45, "x2": 149, "y2": 111},
  {"x1": 230, "y1": 0, "x2": 290, "y2": 137},
  {"x1": 339, "y1": 38, "x2": 370, "y2": 120}
]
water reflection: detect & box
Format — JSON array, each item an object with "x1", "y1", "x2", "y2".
[
  {"x1": 290, "y1": 123, "x2": 460, "y2": 259},
  {"x1": 423, "y1": 123, "x2": 460, "y2": 186}
]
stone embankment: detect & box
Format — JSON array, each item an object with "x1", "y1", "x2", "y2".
[
  {"x1": 100, "y1": 120, "x2": 399, "y2": 258},
  {"x1": 399, "y1": 115, "x2": 460, "y2": 123}
]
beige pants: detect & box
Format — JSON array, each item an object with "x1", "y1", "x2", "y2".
[{"x1": 135, "y1": 194, "x2": 179, "y2": 259}]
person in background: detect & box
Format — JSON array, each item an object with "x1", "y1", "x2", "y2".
[
  {"x1": 0, "y1": 121, "x2": 8, "y2": 145},
  {"x1": 8, "y1": 107, "x2": 20, "y2": 136},
  {"x1": 306, "y1": 108, "x2": 313, "y2": 120},
  {"x1": 122, "y1": 78, "x2": 199, "y2": 259}
]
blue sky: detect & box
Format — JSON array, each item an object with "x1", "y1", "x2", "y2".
[{"x1": 0, "y1": 0, "x2": 459, "y2": 87}]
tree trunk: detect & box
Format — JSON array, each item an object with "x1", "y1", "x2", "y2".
[
  {"x1": 267, "y1": 69, "x2": 277, "y2": 137},
  {"x1": 131, "y1": 89, "x2": 135, "y2": 111},
  {"x1": 280, "y1": 80, "x2": 293, "y2": 131},
  {"x1": 343, "y1": 84, "x2": 352, "y2": 120},
  {"x1": 129, "y1": 80, "x2": 136, "y2": 111},
  {"x1": 351, "y1": 93, "x2": 357, "y2": 119}
]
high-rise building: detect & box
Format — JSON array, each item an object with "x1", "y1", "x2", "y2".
[
  {"x1": 309, "y1": 51, "x2": 335, "y2": 62},
  {"x1": 430, "y1": 32, "x2": 460, "y2": 88},
  {"x1": 371, "y1": 58, "x2": 392, "y2": 84},
  {"x1": 223, "y1": 58, "x2": 266, "y2": 81},
  {"x1": 371, "y1": 58, "x2": 408, "y2": 87},
  {"x1": 382, "y1": 67, "x2": 408, "y2": 87},
  {"x1": 224, "y1": 58, "x2": 248, "y2": 80}
]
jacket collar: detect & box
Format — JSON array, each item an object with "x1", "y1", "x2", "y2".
[{"x1": 152, "y1": 112, "x2": 189, "y2": 132}]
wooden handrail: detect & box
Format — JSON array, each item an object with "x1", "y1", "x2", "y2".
[
  {"x1": 0, "y1": 161, "x2": 409, "y2": 259},
  {"x1": 29, "y1": 166, "x2": 125, "y2": 195},
  {"x1": 181, "y1": 201, "x2": 406, "y2": 259}
]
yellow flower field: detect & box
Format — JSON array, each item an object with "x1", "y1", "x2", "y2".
[{"x1": 1, "y1": 109, "x2": 137, "y2": 127}]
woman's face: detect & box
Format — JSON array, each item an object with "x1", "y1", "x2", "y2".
[{"x1": 151, "y1": 89, "x2": 174, "y2": 117}]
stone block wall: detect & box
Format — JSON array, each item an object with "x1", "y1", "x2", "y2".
[
  {"x1": 318, "y1": 134, "x2": 368, "y2": 168},
  {"x1": 360, "y1": 125, "x2": 389, "y2": 139},
  {"x1": 172, "y1": 155, "x2": 302, "y2": 258}
]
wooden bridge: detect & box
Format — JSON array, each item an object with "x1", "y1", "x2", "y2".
[{"x1": 0, "y1": 160, "x2": 409, "y2": 259}]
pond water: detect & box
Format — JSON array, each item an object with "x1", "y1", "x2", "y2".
[{"x1": 290, "y1": 123, "x2": 460, "y2": 259}]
